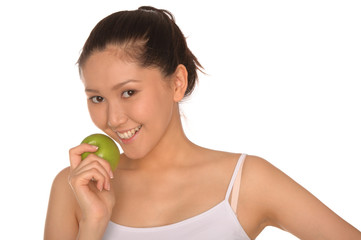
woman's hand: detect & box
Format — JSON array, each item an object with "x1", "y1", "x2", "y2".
[{"x1": 68, "y1": 143, "x2": 115, "y2": 238}]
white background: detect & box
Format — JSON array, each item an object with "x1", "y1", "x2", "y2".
[{"x1": 1, "y1": 0, "x2": 360, "y2": 239}]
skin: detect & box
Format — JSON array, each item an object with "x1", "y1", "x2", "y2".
[{"x1": 44, "y1": 46, "x2": 361, "y2": 240}]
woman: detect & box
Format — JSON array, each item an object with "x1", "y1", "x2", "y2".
[{"x1": 44, "y1": 6, "x2": 361, "y2": 240}]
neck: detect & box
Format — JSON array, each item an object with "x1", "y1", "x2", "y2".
[{"x1": 125, "y1": 106, "x2": 198, "y2": 170}]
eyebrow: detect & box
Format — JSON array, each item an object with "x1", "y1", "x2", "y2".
[{"x1": 85, "y1": 79, "x2": 141, "y2": 93}]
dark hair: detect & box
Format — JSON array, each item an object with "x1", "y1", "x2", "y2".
[{"x1": 77, "y1": 6, "x2": 203, "y2": 97}]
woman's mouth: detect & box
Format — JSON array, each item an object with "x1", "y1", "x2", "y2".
[{"x1": 116, "y1": 125, "x2": 142, "y2": 141}]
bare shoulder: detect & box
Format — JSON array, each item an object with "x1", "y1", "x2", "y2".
[
  {"x1": 240, "y1": 154, "x2": 296, "y2": 218},
  {"x1": 52, "y1": 167, "x2": 71, "y2": 189},
  {"x1": 50, "y1": 167, "x2": 77, "y2": 203},
  {"x1": 44, "y1": 167, "x2": 80, "y2": 239},
  {"x1": 199, "y1": 148, "x2": 241, "y2": 165},
  {"x1": 239, "y1": 155, "x2": 361, "y2": 239},
  {"x1": 243, "y1": 154, "x2": 275, "y2": 172},
  {"x1": 242, "y1": 154, "x2": 284, "y2": 187}
]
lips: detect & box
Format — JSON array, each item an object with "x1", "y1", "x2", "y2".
[{"x1": 116, "y1": 125, "x2": 142, "y2": 140}]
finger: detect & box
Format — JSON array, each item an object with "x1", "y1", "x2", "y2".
[
  {"x1": 81, "y1": 153, "x2": 114, "y2": 180},
  {"x1": 75, "y1": 156, "x2": 112, "y2": 191},
  {"x1": 70, "y1": 167, "x2": 107, "y2": 192},
  {"x1": 69, "y1": 143, "x2": 99, "y2": 170}
]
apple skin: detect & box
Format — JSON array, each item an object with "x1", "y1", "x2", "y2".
[{"x1": 81, "y1": 133, "x2": 121, "y2": 171}]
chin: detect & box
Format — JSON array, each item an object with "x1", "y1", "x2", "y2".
[{"x1": 121, "y1": 148, "x2": 148, "y2": 160}]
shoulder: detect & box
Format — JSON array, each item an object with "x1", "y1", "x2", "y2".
[
  {"x1": 50, "y1": 167, "x2": 77, "y2": 202},
  {"x1": 44, "y1": 167, "x2": 80, "y2": 239},
  {"x1": 242, "y1": 154, "x2": 289, "y2": 189},
  {"x1": 202, "y1": 151, "x2": 272, "y2": 178},
  {"x1": 238, "y1": 154, "x2": 280, "y2": 203},
  {"x1": 234, "y1": 155, "x2": 301, "y2": 237},
  {"x1": 50, "y1": 167, "x2": 79, "y2": 211},
  {"x1": 236, "y1": 155, "x2": 293, "y2": 226},
  {"x1": 52, "y1": 166, "x2": 71, "y2": 185},
  {"x1": 208, "y1": 152, "x2": 271, "y2": 179},
  {"x1": 240, "y1": 155, "x2": 361, "y2": 239},
  {"x1": 241, "y1": 154, "x2": 297, "y2": 208},
  {"x1": 243, "y1": 154, "x2": 280, "y2": 180},
  {"x1": 47, "y1": 166, "x2": 79, "y2": 214}
]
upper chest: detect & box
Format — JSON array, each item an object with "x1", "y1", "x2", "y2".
[{"x1": 109, "y1": 158, "x2": 236, "y2": 227}]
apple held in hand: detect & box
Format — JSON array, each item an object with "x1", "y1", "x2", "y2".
[{"x1": 81, "y1": 133, "x2": 121, "y2": 171}]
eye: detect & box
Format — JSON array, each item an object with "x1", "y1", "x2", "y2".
[
  {"x1": 122, "y1": 90, "x2": 135, "y2": 98},
  {"x1": 89, "y1": 96, "x2": 104, "y2": 103}
]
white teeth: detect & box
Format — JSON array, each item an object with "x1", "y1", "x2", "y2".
[{"x1": 117, "y1": 125, "x2": 142, "y2": 140}]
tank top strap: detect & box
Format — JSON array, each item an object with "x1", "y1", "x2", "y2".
[{"x1": 225, "y1": 154, "x2": 247, "y2": 201}]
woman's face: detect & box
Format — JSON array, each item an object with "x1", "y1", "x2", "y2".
[{"x1": 80, "y1": 48, "x2": 177, "y2": 160}]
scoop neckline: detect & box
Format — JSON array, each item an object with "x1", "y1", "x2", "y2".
[{"x1": 108, "y1": 200, "x2": 228, "y2": 232}]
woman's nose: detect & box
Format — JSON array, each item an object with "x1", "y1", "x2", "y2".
[{"x1": 107, "y1": 102, "x2": 128, "y2": 130}]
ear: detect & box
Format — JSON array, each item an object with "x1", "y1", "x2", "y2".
[{"x1": 172, "y1": 64, "x2": 188, "y2": 102}]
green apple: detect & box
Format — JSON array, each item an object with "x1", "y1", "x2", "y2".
[{"x1": 81, "y1": 133, "x2": 121, "y2": 171}]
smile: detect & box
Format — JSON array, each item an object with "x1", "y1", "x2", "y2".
[{"x1": 117, "y1": 125, "x2": 142, "y2": 140}]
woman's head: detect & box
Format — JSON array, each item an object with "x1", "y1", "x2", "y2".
[
  {"x1": 79, "y1": 6, "x2": 201, "y2": 159},
  {"x1": 78, "y1": 6, "x2": 202, "y2": 98}
]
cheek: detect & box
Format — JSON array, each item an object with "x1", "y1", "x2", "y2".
[
  {"x1": 143, "y1": 91, "x2": 174, "y2": 124},
  {"x1": 128, "y1": 90, "x2": 174, "y2": 127},
  {"x1": 87, "y1": 104, "x2": 107, "y2": 129}
]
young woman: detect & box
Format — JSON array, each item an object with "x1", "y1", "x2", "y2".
[{"x1": 44, "y1": 6, "x2": 361, "y2": 240}]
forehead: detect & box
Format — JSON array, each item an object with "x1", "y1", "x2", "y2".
[{"x1": 80, "y1": 49, "x2": 168, "y2": 89}]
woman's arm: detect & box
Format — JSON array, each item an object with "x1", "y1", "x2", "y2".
[
  {"x1": 239, "y1": 155, "x2": 361, "y2": 240},
  {"x1": 45, "y1": 144, "x2": 115, "y2": 240}
]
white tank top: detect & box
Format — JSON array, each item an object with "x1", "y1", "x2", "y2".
[{"x1": 103, "y1": 154, "x2": 250, "y2": 240}]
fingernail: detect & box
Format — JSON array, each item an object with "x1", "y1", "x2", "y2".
[
  {"x1": 93, "y1": 145, "x2": 99, "y2": 150},
  {"x1": 109, "y1": 170, "x2": 114, "y2": 179}
]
